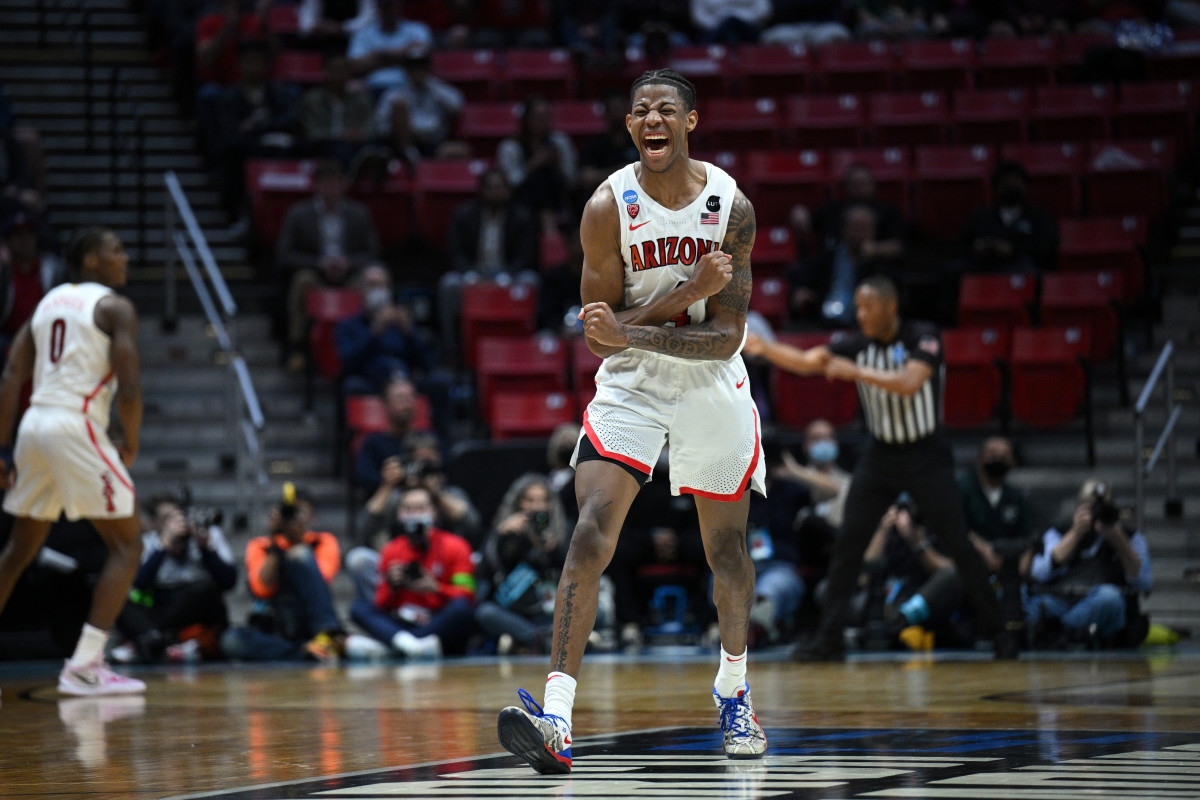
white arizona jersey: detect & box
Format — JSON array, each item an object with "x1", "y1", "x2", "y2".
[
  {"x1": 28, "y1": 282, "x2": 117, "y2": 428},
  {"x1": 609, "y1": 160, "x2": 737, "y2": 346}
]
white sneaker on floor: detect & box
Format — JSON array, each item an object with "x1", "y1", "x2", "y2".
[
  {"x1": 58, "y1": 658, "x2": 146, "y2": 697},
  {"x1": 713, "y1": 683, "x2": 767, "y2": 759},
  {"x1": 391, "y1": 631, "x2": 442, "y2": 659},
  {"x1": 345, "y1": 634, "x2": 391, "y2": 661}
]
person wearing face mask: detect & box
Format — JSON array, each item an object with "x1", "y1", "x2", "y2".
[
  {"x1": 962, "y1": 161, "x2": 1059, "y2": 275},
  {"x1": 349, "y1": 485, "x2": 476, "y2": 658},
  {"x1": 781, "y1": 419, "x2": 852, "y2": 581}
]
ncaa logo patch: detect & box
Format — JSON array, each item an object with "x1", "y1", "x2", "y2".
[
  {"x1": 628, "y1": 204, "x2": 640, "y2": 219},
  {"x1": 622, "y1": 189, "x2": 639, "y2": 204}
]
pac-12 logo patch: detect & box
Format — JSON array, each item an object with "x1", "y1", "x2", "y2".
[
  {"x1": 622, "y1": 189, "x2": 639, "y2": 204},
  {"x1": 628, "y1": 204, "x2": 640, "y2": 218},
  {"x1": 706, "y1": 194, "x2": 721, "y2": 212}
]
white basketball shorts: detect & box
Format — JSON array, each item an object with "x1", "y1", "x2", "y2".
[
  {"x1": 3, "y1": 405, "x2": 136, "y2": 521},
  {"x1": 575, "y1": 349, "x2": 766, "y2": 500}
]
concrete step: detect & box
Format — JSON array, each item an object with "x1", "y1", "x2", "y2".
[
  {"x1": 46, "y1": 152, "x2": 204, "y2": 171},
  {"x1": 0, "y1": 63, "x2": 161, "y2": 83},
  {"x1": 17, "y1": 116, "x2": 192, "y2": 136},
  {"x1": 47, "y1": 169, "x2": 206, "y2": 189},
  {"x1": 143, "y1": 392, "x2": 315, "y2": 423},
  {"x1": 42, "y1": 134, "x2": 199, "y2": 153},
  {"x1": 15, "y1": 98, "x2": 181, "y2": 119},
  {"x1": 132, "y1": 450, "x2": 335, "y2": 481},
  {"x1": 0, "y1": 8, "x2": 145, "y2": 29},
  {"x1": 140, "y1": 366, "x2": 299, "y2": 395},
  {"x1": 0, "y1": 28, "x2": 145, "y2": 47},
  {"x1": 138, "y1": 339, "x2": 280, "y2": 369},
  {"x1": 144, "y1": 314, "x2": 274, "y2": 341},
  {"x1": 53, "y1": 206, "x2": 227, "y2": 228},
  {"x1": 4, "y1": 79, "x2": 173, "y2": 101},
  {"x1": 50, "y1": 188, "x2": 223, "y2": 208}
]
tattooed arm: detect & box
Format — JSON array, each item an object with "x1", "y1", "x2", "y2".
[{"x1": 581, "y1": 189, "x2": 755, "y2": 361}]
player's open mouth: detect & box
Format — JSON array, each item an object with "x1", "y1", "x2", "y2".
[{"x1": 643, "y1": 134, "x2": 669, "y2": 155}]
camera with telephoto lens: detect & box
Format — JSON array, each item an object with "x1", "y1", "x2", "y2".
[
  {"x1": 405, "y1": 460, "x2": 438, "y2": 481},
  {"x1": 187, "y1": 506, "x2": 222, "y2": 531},
  {"x1": 403, "y1": 561, "x2": 424, "y2": 582},
  {"x1": 1089, "y1": 482, "x2": 1121, "y2": 527}
]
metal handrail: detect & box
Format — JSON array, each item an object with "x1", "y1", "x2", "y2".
[
  {"x1": 164, "y1": 175, "x2": 268, "y2": 528},
  {"x1": 1134, "y1": 341, "x2": 1181, "y2": 533}
]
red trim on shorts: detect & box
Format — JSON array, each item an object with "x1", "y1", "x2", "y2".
[
  {"x1": 679, "y1": 407, "x2": 761, "y2": 502},
  {"x1": 82, "y1": 371, "x2": 114, "y2": 414},
  {"x1": 85, "y1": 419, "x2": 134, "y2": 492},
  {"x1": 581, "y1": 409, "x2": 653, "y2": 475}
]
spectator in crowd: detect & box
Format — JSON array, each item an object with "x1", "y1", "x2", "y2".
[
  {"x1": 298, "y1": 0, "x2": 379, "y2": 40},
  {"x1": 354, "y1": 375, "x2": 429, "y2": 492},
  {"x1": 276, "y1": 159, "x2": 380, "y2": 370},
  {"x1": 861, "y1": 494, "x2": 966, "y2": 651},
  {"x1": 578, "y1": 92, "x2": 640, "y2": 197},
  {"x1": 335, "y1": 264, "x2": 437, "y2": 394},
  {"x1": 350, "y1": 485, "x2": 476, "y2": 657},
  {"x1": 854, "y1": 1, "x2": 935, "y2": 39},
  {"x1": 113, "y1": 496, "x2": 236, "y2": 663},
  {"x1": 221, "y1": 487, "x2": 347, "y2": 662},
  {"x1": 352, "y1": 429, "x2": 480, "y2": 552},
  {"x1": 437, "y1": 168, "x2": 539, "y2": 353},
  {"x1": 347, "y1": 0, "x2": 435, "y2": 95},
  {"x1": 959, "y1": 436, "x2": 1032, "y2": 640},
  {"x1": 496, "y1": 95, "x2": 578, "y2": 232},
  {"x1": 375, "y1": 48, "x2": 468, "y2": 163},
  {"x1": 213, "y1": 40, "x2": 299, "y2": 222},
  {"x1": 962, "y1": 161, "x2": 1059, "y2": 274},
  {"x1": 690, "y1": 0, "x2": 773, "y2": 43},
  {"x1": 0, "y1": 115, "x2": 37, "y2": 213},
  {"x1": 1024, "y1": 480, "x2": 1152, "y2": 648},
  {"x1": 759, "y1": 0, "x2": 851, "y2": 44},
  {"x1": 0, "y1": 211, "x2": 65, "y2": 345},
  {"x1": 475, "y1": 474, "x2": 570, "y2": 654},
  {"x1": 804, "y1": 163, "x2": 906, "y2": 261},
  {"x1": 788, "y1": 204, "x2": 892, "y2": 327},
  {"x1": 145, "y1": 0, "x2": 210, "y2": 112},
  {"x1": 195, "y1": 0, "x2": 273, "y2": 88},
  {"x1": 299, "y1": 51, "x2": 375, "y2": 167},
  {"x1": 785, "y1": 418, "x2": 852, "y2": 532}
]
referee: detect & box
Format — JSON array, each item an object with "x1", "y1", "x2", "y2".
[{"x1": 744, "y1": 275, "x2": 1016, "y2": 660}]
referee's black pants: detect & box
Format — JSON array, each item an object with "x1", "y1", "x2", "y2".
[{"x1": 815, "y1": 436, "x2": 1005, "y2": 646}]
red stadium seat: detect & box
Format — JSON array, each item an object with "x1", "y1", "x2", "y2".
[
  {"x1": 828, "y1": 147, "x2": 913, "y2": 215},
  {"x1": 431, "y1": 49, "x2": 501, "y2": 102},
  {"x1": 1085, "y1": 138, "x2": 1174, "y2": 217},
  {"x1": 1059, "y1": 216, "x2": 1146, "y2": 300},
  {"x1": 743, "y1": 150, "x2": 830, "y2": 228},
  {"x1": 951, "y1": 88, "x2": 1030, "y2": 146},
  {"x1": 354, "y1": 170, "x2": 413, "y2": 250},
  {"x1": 819, "y1": 41, "x2": 895, "y2": 94},
  {"x1": 1040, "y1": 271, "x2": 1124, "y2": 362},
  {"x1": 460, "y1": 282, "x2": 538, "y2": 367},
  {"x1": 738, "y1": 43, "x2": 815, "y2": 96},
  {"x1": 1009, "y1": 325, "x2": 1091, "y2": 434},
  {"x1": 669, "y1": 44, "x2": 736, "y2": 99},
  {"x1": 868, "y1": 91, "x2": 951, "y2": 147},
  {"x1": 698, "y1": 97, "x2": 782, "y2": 151},
  {"x1": 456, "y1": 102, "x2": 520, "y2": 157},
  {"x1": 769, "y1": 332, "x2": 860, "y2": 429},
  {"x1": 1057, "y1": 33, "x2": 1115, "y2": 82},
  {"x1": 957, "y1": 273, "x2": 1035, "y2": 332},
  {"x1": 475, "y1": 0, "x2": 547, "y2": 29},
  {"x1": 475, "y1": 335, "x2": 569, "y2": 422},
  {"x1": 272, "y1": 50, "x2": 323, "y2": 84},
  {"x1": 749, "y1": 276, "x2": 789, "y2": 328},
  {"x1": 570, "y1": 336, "x2": 603, "y2": 393},
  {"x1": 976, "y1": 36, "x2": 1057, "y2": 89},
  {"x1": 999, "y1": 142, "x2": 1085, "y2": 218},
  {"x1": 1031, "y1": 85, "x2": 1114, "y2": 143},
  {"x1": 1146, "y1": 44, "x2": 1200, "y2": 82},
  {"x1": 267, "y1": 4, "x2": 299, "y2": 36},
  {"x1": 751, "y1": 226, "x2": 797, "y2": 278},
  {"x1": 690, "y1": 149, "x2": 745, "y2": 182},
  {"x1": 246, "y1": 159, "x2": 312, "y2": 246},
  {"x1": 491, "y1": 391, "x2": 577, "y2": 440},
  {"x1": 503, "y1": 49, "x2": 576, "y2": 101},
  {"x1": 413, "y1": 158, "x2": 491, "y2": 249},
  {"x1": 305, "y1": 288, "x2": 362, "y2": 379},
  {"x1": 913, "y1": 145, "x2": 995, "y2": 239},
  {"x1": 552, "y1": 100, "x2": 606, "y2": 150},
  {"x1": 941, "y1": 326, "x2": 1009, "y2": 428},
  {"x1": 1116, "y1": 81, "x2": 1196, "y2": 151},
  {"x1": 897, "y1": 38, "x2": 977, "y2": 92},
  {"x1": 345, "y1": 393, "x2": 432, "y2": 439},
  {"x1": 783, "y1": 94, "x2": 866, "y2": 150}
]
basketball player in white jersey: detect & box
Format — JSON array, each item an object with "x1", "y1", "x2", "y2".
[
  {"x1": 0, "y1": 227, "x2": 145, "y2": 696},
  {"x1": 498, "y1": 70, "x2": 766, "y2": 773}
]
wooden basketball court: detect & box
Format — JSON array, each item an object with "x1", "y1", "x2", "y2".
[{"x1": 2, "y1": 649, "x2": 1198, "y2": 799}]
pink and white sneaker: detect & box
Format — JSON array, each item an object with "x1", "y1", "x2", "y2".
[{"x1": 58, "y1": 658, "x2": 146, "y2": 697}]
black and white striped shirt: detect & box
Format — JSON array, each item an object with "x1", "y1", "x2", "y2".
[{"x1": 831, "y1": 320, "x2": 944, "y2": 446}]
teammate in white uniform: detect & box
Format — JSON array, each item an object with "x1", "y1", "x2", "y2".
[
  {"x1": 0, "y1": 227, "x2": 145, "y2": 696},
  {"x1": 499, "y1": 70, "x2": 766, "y2": 773}
]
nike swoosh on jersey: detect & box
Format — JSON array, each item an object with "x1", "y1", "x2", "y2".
[
  {"x1": 736, "y1": 377, "x2": 747, "y2": 388},
  {"x1": 628, "y1": 220, "x2": 651, "y2": 231}
]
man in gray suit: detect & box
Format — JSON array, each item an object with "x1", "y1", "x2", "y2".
[{"x1": 277, "y1": 159, "x2": 380, "y2": 370}]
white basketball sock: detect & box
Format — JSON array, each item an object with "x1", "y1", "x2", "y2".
[
  {"x1": 714, "y1": 645, "x2": 748, "y2": 698},
  {"x1": 543, "y1": 671, "x2": 576, "y2": 729},
  {"x1": 69, "y1": 623, "x2": 109, "y2": 668}
]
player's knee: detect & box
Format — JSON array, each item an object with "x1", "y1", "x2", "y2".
[
  {"x1": 564, "y1": 517, "x2": 615, "y2": 572},
  {"x1": 706, "y1": 531, "x2": 750, "y2": 578}
]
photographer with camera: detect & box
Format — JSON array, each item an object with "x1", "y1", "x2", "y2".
[
  {"x1": 113, "y1": 495, "x2": 237, "y2": 663},
  {"x1": 475, "y1": 474, "x2": 570, "y2": 655},
  {"x1": 1024, "y1": 480, "x2": 1152, "y2": 648},
  {"x1": 349, "y1": 484, "x2": 476, "y2": 658},
  {"x1": 221, "y1": 485, "x2": 348, "y2": 662}
]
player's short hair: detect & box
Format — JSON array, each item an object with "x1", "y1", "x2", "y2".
[
  {"x1": 65, "y1": 227, "x2": 112, "y2": 275},
  {"x1": 630, "y1": 69, "x2": 696, "y2": 111},
  {"x1": 857, "y1": 274, "x2": 898, "y2": 303}
]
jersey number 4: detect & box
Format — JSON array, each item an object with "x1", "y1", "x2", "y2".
[{"x1": 49, "y1": 318, "x2": 66, "y2": 363}]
